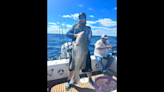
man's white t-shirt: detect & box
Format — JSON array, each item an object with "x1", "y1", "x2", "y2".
[{"x1": 94, "y1": 39, "x2": 111, "y2": 58}]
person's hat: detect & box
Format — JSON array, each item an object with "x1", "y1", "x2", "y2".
[
  {"x1": 101, "y1": 34, "x2": 108, "y2": 39},
  {"x1": 79, "y1": 12, "x2": 86, "y2": 17}
]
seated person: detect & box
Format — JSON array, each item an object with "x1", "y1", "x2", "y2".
[{"x1": 94, "y1": 34, "x2": 117, "y2": 76}]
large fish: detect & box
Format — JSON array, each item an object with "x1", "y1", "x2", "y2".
[{"x1": 69, "y1": 31, "x2": 88, "y2": 84}]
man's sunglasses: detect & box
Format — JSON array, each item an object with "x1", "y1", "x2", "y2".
[{"x1": 79, "y1": 17, "x2": 86, "y2": 20}]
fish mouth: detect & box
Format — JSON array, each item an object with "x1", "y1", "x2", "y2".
[
  {"x1": 80, "y1": 31, "x2": 84, "y2": 34},
  {"x1": 77, "y1": 31, "x2": 85, "y2": 37}
]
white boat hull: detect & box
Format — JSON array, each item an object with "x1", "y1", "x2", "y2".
[{"x1": 47, "y1": 54, "x2": 117, "y2": 81}]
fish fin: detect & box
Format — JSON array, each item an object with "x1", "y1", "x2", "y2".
[
  {"x1": 71, "y1": 43, "x2": 78, "y2": 47},
  {"x1": 70, "y1": 69, "x2": 80, "y2": 84}
]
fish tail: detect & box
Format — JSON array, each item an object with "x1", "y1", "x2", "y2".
[
  {"x1": 70, "y1": 69, "x2": 80, "y2": 84},
  {"x1": 74, "y1": 69, "x2": 80, "y2": 82}
]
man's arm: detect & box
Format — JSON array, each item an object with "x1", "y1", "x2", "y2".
[
  {"x1": 95, "y1": 41, "x2": 111, "y2": 49},
  {"x1": 97, "y1": 45, "x2": 111, "y2": 49},
  {"x1": 66, "y1": 24, "x2": 77, "y2": 38}
]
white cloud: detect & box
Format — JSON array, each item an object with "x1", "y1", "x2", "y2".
[
  {"x1": 48, "y1": 22, "x2": 60, "y2": 33},
  {"x1": 78, "y1": 5, "x2": 83, "y2": 7},
  {"x1": 92, "y1": 30, "x2": 102, "y2": 35},
  {"x1": 89, "y1": 15, "x2": 94, "y2": 18},
  {"x1": 86, "y1": 19, "x2": 117, "y2": 36},
  {"x1": 70, "y1": 13, "x2": 79, "y2": 20},
  {"x1": 49, "y1": 15, "x2": 117, "y2": 36},
  {"x1": 87, "y1": 22, "x2": 116, "y2": 33},
  {"x1": 86, "y1": 23, "x2": 93, "y2": 27},
  {"x1": 61, "y1": 23, "x2": 65, "y2": 26},
  {"x1": 87, "y1": 18, "x2": 117, "y2": 27},
  {"x1": 48, "y1": 22, "x2": 56, "y2": 25},
  {"x1": 48, "y1": 22, "x2": 73, "y2": 34},
  {"x1": 87, "y1": 21, "x2": 97, "y2": 24},
  {"x1": 114, "y1": 7, "x2": 117, "y2": 10},
  {"x1": 107, "y1": 27, "x2": 117, "y2": 36},
  {"x1": 96, "y1": 18, "x2": 117, "y2": 27},
  {"x1": 88, "y1": 25, "x2": 110, "y2": 30},
  {"x1": 91, "y1": 26, "x2": 104, "y2": 29},
  {"x1": 62, "y1": 15, "x2": 72, "y2": 18},
  {"x1": 62, "y1": 13, "x2": 79, "y2": 20},
  {"x1": 86, "y1": 18, "x2": 117, "y2": 35},
  {"x1": 92, "y1": 27, "x2": 117, "y2": 36},
  {"x1": 88, "y1": 8, "x2": 94, "y2": 11},
  {"x1": 92, "y1": 29, "x2": 109, "y2": 36},
  {"x1": 66, "y1": 24, "x2": 73, "y2": 28}
]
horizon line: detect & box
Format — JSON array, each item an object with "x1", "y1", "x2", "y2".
[{"x1": 47, "y1": 33, "x2": 117, "y2": 37}]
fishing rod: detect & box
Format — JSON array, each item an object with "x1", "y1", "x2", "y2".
[
  {"x1": 64, "y1": 18, "x2": 69, "y2": 59},
  {"x1": 60, "y1": 17, "x2": 67, "y2": 59},
  {"x1": 58, "y1": 15, "x2": 61, "y2": 60}
]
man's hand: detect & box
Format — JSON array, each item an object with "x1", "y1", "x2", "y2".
[
  {"x1": 74, "y1": 34, "x2": 78, "y2": 38},
  {"x1": 106, "y1": 45, "x2": 111, "y2": 49},
  {"x1": 74, "y1": 32, "x2": 83, "y2": 38},
  {"x1": 113, "y1": 51, "x2": 117, "y2": 53}
]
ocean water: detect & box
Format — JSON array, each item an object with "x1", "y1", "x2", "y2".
[{"x1": 47, "y1": 34, "x2": 117, "y2": 61}]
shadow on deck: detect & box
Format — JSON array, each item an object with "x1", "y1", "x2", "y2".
[
  {"x1": 47, "y1": 71, "x2": 117, "y2": 92},
  {"x1": 70, "y1": 84, "x2": 96, "y2": 92}
]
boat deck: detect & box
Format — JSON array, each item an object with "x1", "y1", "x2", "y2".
[{"x1": 47, "y1": 71, "x2": 117, "y2": 92}]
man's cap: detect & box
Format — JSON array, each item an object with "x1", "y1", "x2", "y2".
[
  {"x1": 79, "y1": 12, "x2": 86, "y2": 17},
  {"x1": 101, "y1": 34, "x2": 108, "y2": 39}
]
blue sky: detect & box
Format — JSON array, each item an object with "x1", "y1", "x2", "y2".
[{"x1": 47, "y1": 0, "x2": 117, "y2": 36}]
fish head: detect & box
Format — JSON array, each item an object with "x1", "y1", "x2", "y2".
[
  {"x1": 79, "y1": 31, "x2": 85, "y2": 36},
  {"x1": 77, "y1": 31, "x2": 85, "y2": 39},
  {"x1": 75, "y1": 31, "x2": 87, "y2": 46}
]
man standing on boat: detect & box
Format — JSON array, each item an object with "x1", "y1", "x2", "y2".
[
  {"x1": 94, "y1": 34, "x2": 117, "y2": 77},
  {"x1": 66, "y1": 12, "x2": 94, "y2": 90}
]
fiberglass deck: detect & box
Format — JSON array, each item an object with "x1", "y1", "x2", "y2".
[{"x1": 48, "y1": 73, "x2": 117, "y2": 92}]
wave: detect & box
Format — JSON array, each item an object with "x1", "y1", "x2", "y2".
[{"x1": 47, "y1": 35, "x2": 117, "y2": 61}]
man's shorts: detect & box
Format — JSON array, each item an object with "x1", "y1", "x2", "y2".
[{"x1": 68, "y1": 50, "x2": 92, "y2": 72}]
